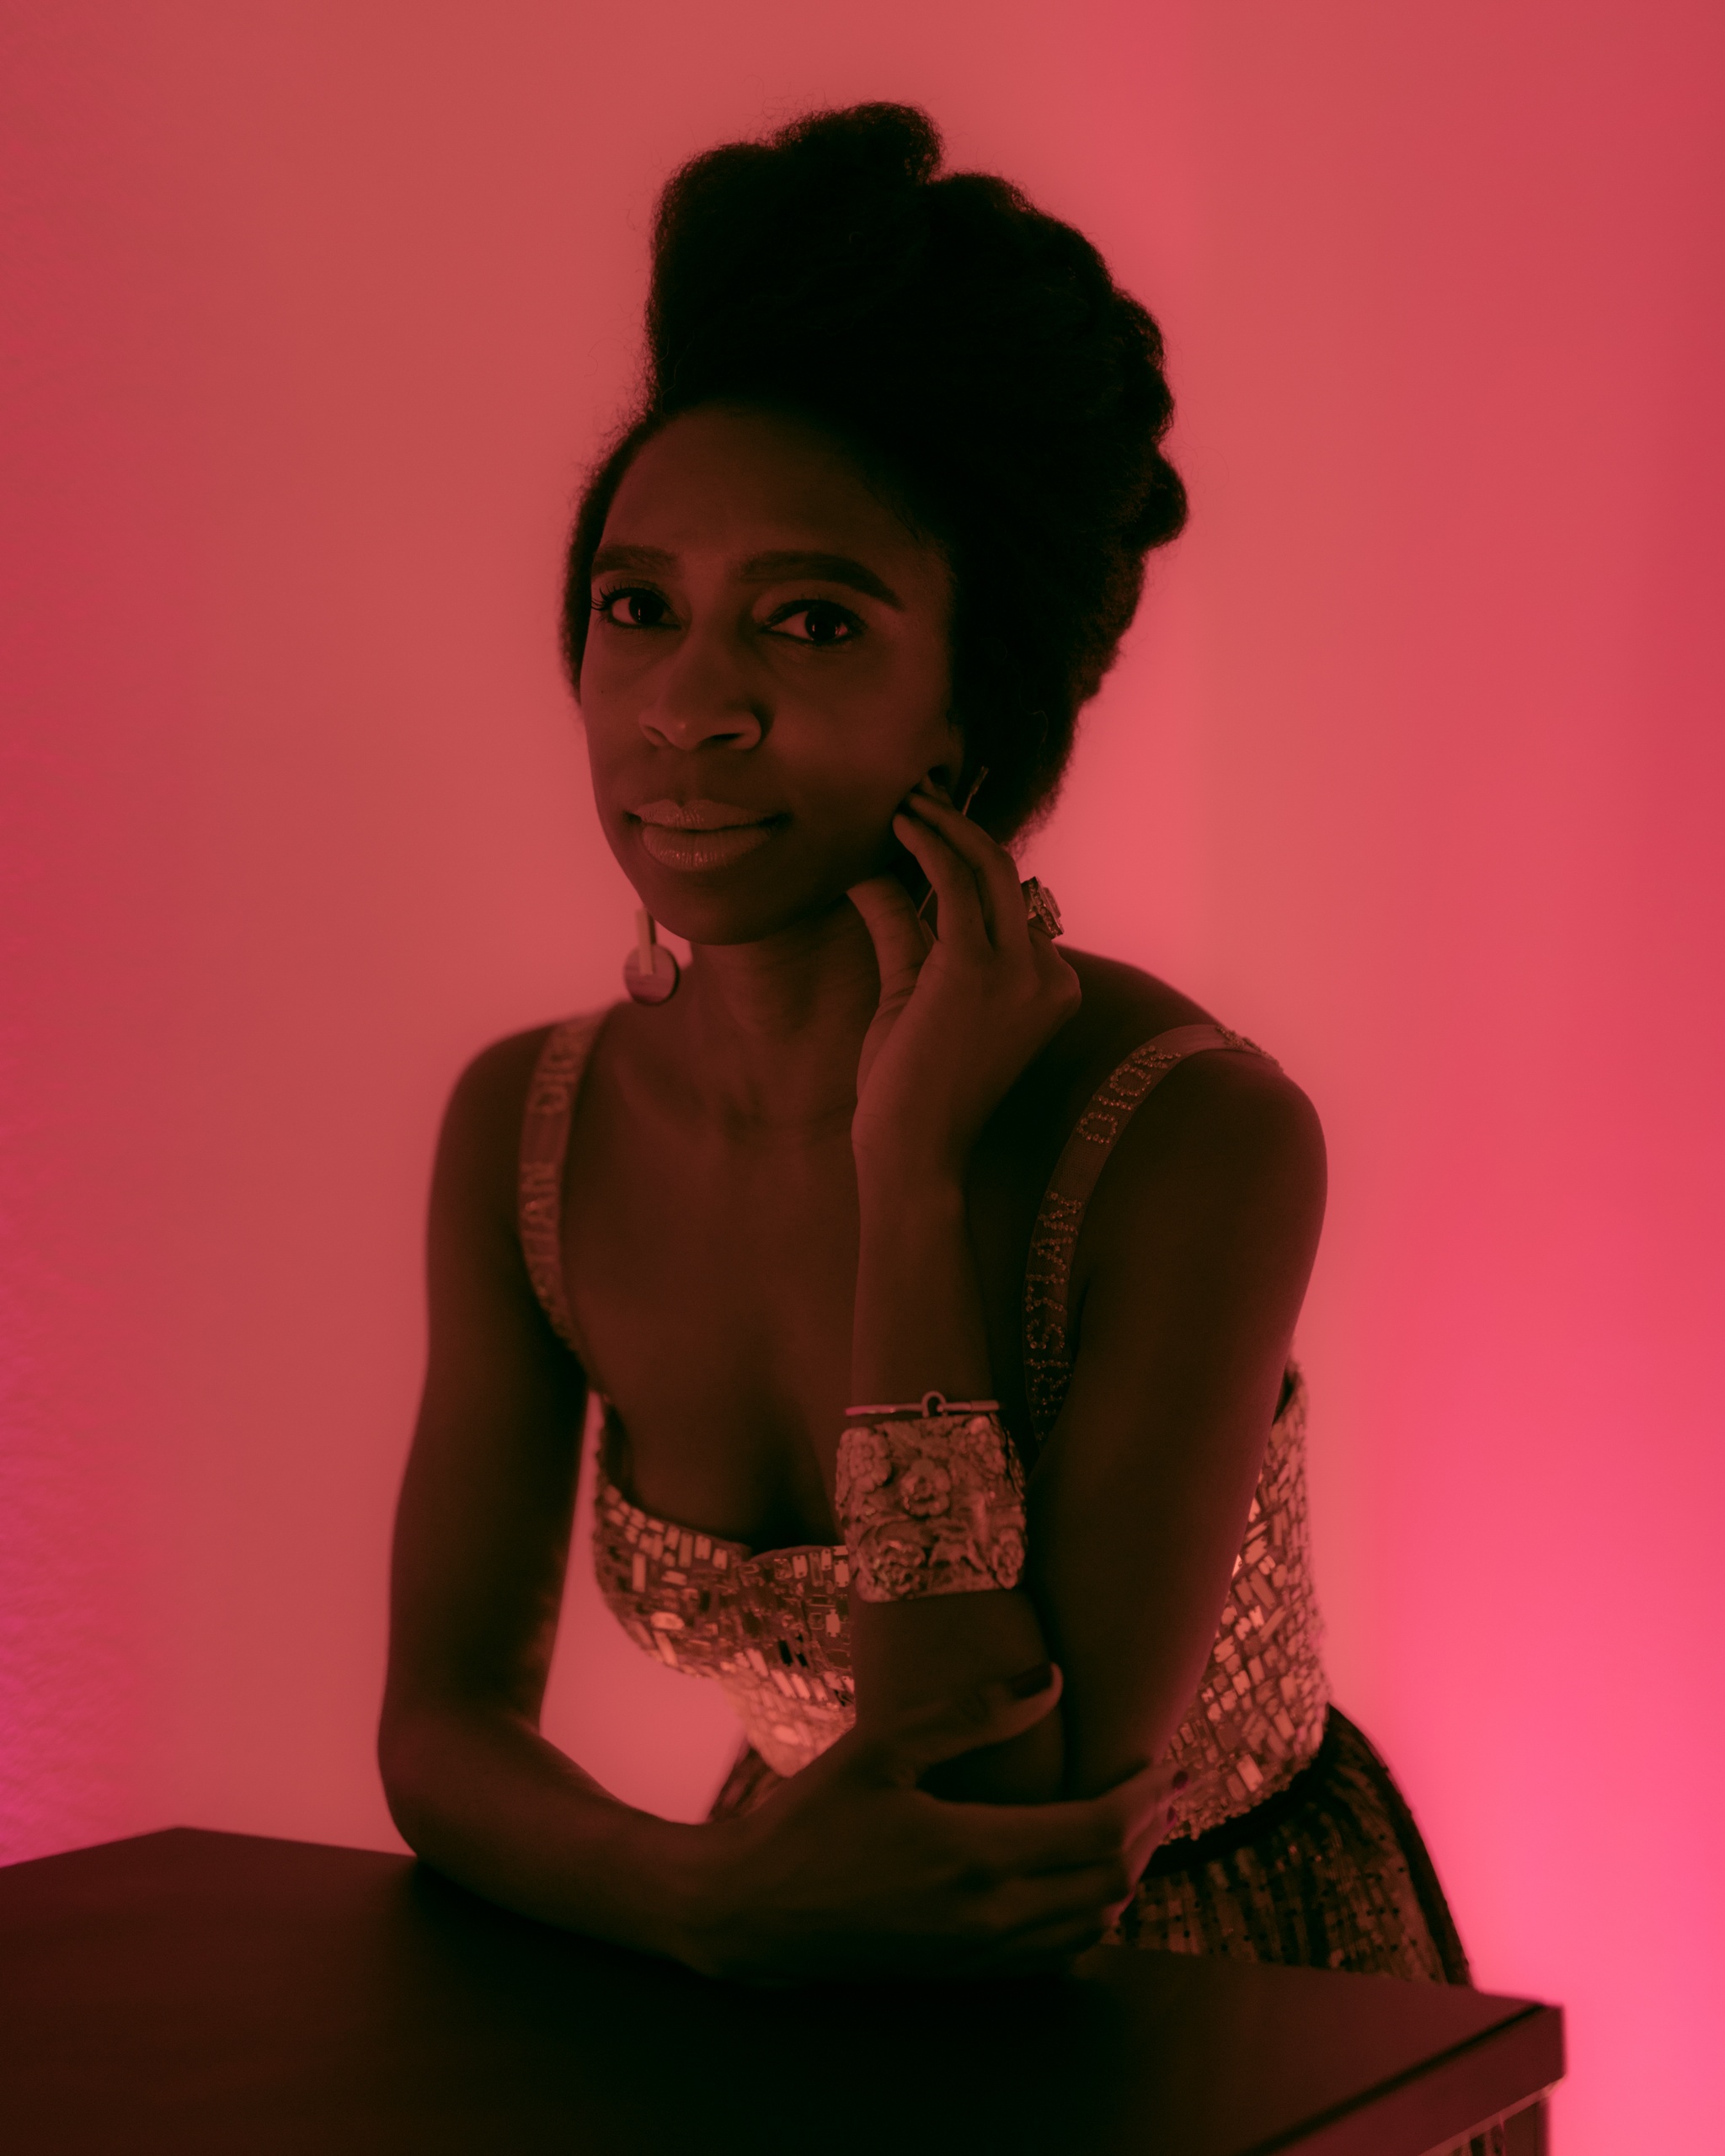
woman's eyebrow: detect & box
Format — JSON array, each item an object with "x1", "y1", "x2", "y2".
[
  {"x1": 591, "y1": 543, "x2": 676, "y2": 577},
  {"x1": 738, "y1": 551, "x2": 904, "y2": 607}
]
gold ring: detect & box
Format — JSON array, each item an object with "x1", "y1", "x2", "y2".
[{"x1": 1020, "y1": 877, "x2": 1064, "y2": 938}]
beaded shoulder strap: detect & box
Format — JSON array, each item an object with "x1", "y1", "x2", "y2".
[
  {"x1": 517, "y1": 1011, "x2": 610, "y2": 1355},
  {"x1": 1022, "y1": 1022, "x2": 1275, "y2": 1444}
]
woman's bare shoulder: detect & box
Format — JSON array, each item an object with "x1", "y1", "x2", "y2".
[
  {"x1": 1018, "y1": 947, "x2": 1214, "y2": 1117},
  {"x1": 448, "y1": 1022, "x2": 562, "y2": 1123},
  {"x1": 1056, "y1": 949, "x2": 1214, "y2": 1065},
  {"x1": 1049, "y1": 953, "x2": 1326, "y2": 1268},
  {"x1": 432, "y1": 1023, "x2": 564, "y2": 1219},
  {"x1": 1036, "y1": 949, "x2": 1325, "y2": 1217}
]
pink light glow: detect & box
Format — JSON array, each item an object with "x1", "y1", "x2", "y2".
[{"x1": 2, "y1": 6, "x2": 1720, "y2": 2148}]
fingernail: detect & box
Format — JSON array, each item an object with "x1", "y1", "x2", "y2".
[
  {"x1": 1172, "y1": 1770, "x2": 1188, "y2": 1791},
  {"x1": 1006, "y1": 1662, "x2": 1055, "y2": 1699}
]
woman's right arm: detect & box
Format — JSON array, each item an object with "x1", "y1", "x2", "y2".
[
  {"x1": 378, "y1": 1030, "x2": 714, "y2": 1956},
  {"x1": 379, "y1": 1033, "x2": 1177, "y2": 1977}
]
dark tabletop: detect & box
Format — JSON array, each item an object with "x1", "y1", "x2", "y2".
[{"x1": 0, "y1": 1828, "x2": 1561, "y2": 2154}]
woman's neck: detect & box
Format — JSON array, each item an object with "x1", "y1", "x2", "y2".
[{"x1": 672, "y1": 898, "x2": 880, "y2": 1134}]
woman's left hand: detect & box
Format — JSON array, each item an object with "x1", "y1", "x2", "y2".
[{"x1": 846, "y1": 785, "x2": 1081, "y2": 1183}]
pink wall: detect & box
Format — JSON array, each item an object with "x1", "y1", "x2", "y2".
[{"x1": 3, "y1": 4, "x2": 1719, "y2": 2145}]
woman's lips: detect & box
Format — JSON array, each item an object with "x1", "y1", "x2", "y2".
[{"x1": 633, "y1": 818, "x2": 778, "y2": 871}]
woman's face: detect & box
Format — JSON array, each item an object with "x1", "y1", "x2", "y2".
[{"x1": 579, "y1": 403, "x2": 959, "y2": 947}]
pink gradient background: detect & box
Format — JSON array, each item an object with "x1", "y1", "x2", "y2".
[{"x1": 3, "y1": 3, "x2": 1720, "y2": 2143}]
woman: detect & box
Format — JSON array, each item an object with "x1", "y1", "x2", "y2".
[{"x1": 380, "y1": 104, "x2": 1481, "y2": 1999}]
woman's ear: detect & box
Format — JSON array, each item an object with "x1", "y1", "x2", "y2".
[
  {"x1": 924, "y1": 712, "x2": 968, "y2": 804},
  {"x1": 921, "y1": 760, "x2": 980, "y2": 811}
]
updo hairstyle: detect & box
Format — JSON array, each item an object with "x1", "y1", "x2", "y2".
[{"x1": 562, "y1": 104, "x2": 1186, "y2": 841}]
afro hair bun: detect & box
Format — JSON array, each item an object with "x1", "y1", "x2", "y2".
[
  {"x1": 648, "y1": 105, "x2": 941, "y2": 405},
  {"x1": 566, "y1": 104, "x2": 1186, "y2": 838}
]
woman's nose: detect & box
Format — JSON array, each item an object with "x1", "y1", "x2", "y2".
[{"x1": 638, "y1": 636, "x2": 766, "y2": 753}]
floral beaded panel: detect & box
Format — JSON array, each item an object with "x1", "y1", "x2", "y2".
[
  {"x1": 836, "y1": 1409, "x2": 1028, "y2": 1601},
  {"x1": 525, "y1": 1014, "x2": 1330, "y2": 1838}
]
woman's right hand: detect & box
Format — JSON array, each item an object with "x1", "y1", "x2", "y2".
[{"x1": 676, "y1": 1668, "x2": 1183, "y2": 1981}]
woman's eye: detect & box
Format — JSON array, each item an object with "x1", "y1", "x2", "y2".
[
  {"x1": 592, "y1": 585, "x2": 674, "y2": 629},
  {"x1": 765, "y1": 600, "x2": 861, "y2": 648}
]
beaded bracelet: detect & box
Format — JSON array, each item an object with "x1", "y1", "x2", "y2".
[{"x1": 836, "y1": 1392, "x2": 1027, "y2": 1603}]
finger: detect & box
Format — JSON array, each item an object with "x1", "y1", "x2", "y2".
[
  {"x1": 903, "y1": 792, "x2": 1030, "y2": 957},
  {"x1": 891, "y1": 810, "x2": 991, "y2": 957},
  {"x1": 1124, "y1": 1813, "x2": 1172, "y2": 1882},
  {"x1": 866, "y1": 1663, "x2": 1065, "y2": 1785},
  {"x1": 1100, "y1": 1769, "x2": 1183, "y2": 1884},
  {"x1": 980, "y1": 1858, "x2": 1137, "y2": 1937},
  {"x1": 1124, "y1": 1778, "x2": 1187, "y2": 1876},
  {"x1": 1090, "y1": 1758, "x2": 1188, "y2": 1858},
  {"x1": 989, "y1": 1915, "x2": 1115, "y2": 1972},
  {"x1": 947, "y1": 1908, "x2": 1116, "y2": 1978},
  {"x1": 846, "y1": 873, "x2": 931, "y2": 998},
  {"x1": 958, "y1": 1758, "x2": 1183, "y2": 1876},
  {"x1": 903, "y1": 790, "x2": 1004, "y2": 944}
]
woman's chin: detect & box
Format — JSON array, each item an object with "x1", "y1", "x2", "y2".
[{"x1": 639, "y1": 882, "x2": 868, "y2": 953}]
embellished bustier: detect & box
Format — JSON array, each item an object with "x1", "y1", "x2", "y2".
[{"x1": 519, "y1": 1012, "x2": 1330, "y2": 1840}]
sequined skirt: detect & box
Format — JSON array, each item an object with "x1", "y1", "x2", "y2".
[{"x1": 1119, "y1": 1707, "x2": 1470, "y2": 1977}]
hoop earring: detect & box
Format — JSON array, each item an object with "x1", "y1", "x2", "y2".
[{"x1": 622, "y1": 907, "x2": 680, "y2": 1005}]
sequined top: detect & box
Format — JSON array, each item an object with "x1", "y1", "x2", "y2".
[{"x1": 518, "y1": 1011, "x2": 1330, "y2": 1840}]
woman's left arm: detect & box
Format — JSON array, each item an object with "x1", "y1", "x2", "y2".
[
  {"x1": 846, "y1": 1142, "x2": 1063, "y2": 1801},
  {"x1": 1024, "y1": 1046, "x2": 1325, "y2": 1798},
  {"x1": 845, "y1": 789, "x2": 1325, "y2": 1805}
]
